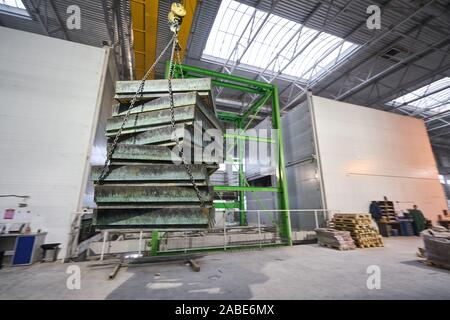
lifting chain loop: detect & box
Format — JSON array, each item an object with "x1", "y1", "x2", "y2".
[
  {"x1": 96, "y1": 35, "x2": 176, "y2": 184},
  {"x1": 97, "y1": 5, "x2": 212, "y2": 226},
  {"x1": 167, "y1": 22, "x2": 211, "y2": 221}
]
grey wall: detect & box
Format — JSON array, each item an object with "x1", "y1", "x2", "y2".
[{"x1": 282, "y1": 101, "x2": 324, "y2": 230}]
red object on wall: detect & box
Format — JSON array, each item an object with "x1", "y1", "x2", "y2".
[{"x1": 4, "y1": 208, "x2": 15, "y2": 219}]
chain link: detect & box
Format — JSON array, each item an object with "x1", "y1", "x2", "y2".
[
  {"x1": 168, "y1": 29, "x2": 207, "y2": 211},
  {"x1": 95, "y1": 15, "x2": 212, "y2": 227},
  {"x1": 175, "y1": 43, "x2": 185, "y2": 79},
  {"x1": 96, "y1": 20, "x2": 210, "y2": 224}
]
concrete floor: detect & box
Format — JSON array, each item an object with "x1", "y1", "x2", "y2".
[{"x1": 0, "y1": 237, "x2": 449, "y2": 300}]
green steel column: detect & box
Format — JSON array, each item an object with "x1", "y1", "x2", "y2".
[
  {"x1": 164, "y1": 61, "x2": 170, "y2": 79},
  {"x1": 271, "y1": 86, "x2": 292, "y2": 245},
  {"x1": 238, "y1": 121, "x2": 247, "y2": 226},
  {"x1": 151, "y1": 230, "x2": 159, "y2": 255}
]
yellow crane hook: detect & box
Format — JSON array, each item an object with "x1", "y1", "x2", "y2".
[{"x1": 168, "y1": 2, "x2": 187, "y2": 32}]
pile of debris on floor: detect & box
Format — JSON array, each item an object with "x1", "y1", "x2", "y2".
[
  {"x1": 419, "y1": 226, "x2": 450, "y2": 270},
  {"x1": 315, "y1": 228, "x2": 356, "y2": 250}
]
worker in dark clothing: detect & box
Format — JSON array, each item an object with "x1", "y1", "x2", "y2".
[
  {"x1": 407, "y1": 205, "x2": 427, "y2": 236},
  {"x1": 369, "y1": 201, "x2": 382, "y2": 221}
]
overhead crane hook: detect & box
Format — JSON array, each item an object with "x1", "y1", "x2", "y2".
[{"x1": 168, "y1": 2, "x2": 187, "y2": 33}]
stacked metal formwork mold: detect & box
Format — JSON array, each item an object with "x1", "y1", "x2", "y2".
[{"x1": 91, "y1": 78, "x2": 223, "y2": 229}]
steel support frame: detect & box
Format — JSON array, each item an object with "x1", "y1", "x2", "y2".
[
  {"x1": 165, "y1": 62, "x2": 292, "y2": 245},
  {"x1": 282, "y1": 0, "x2": 443, "y2": 111},
  {"x1": 102, "y1": 0, "x2": 134, "y2": 80},
  {"x1": 27, "y1": 0, "x2": 69, "y2": 40},
  {"x1": 316, "y1": 4, "x2": 450, "y2": 108}
]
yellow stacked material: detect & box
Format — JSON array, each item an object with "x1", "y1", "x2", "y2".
[{"x1": 332, "y1": 213, "x2": 384, "y2": 248}]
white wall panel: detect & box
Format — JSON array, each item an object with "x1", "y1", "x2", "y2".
[
  {"x1": 312, "y1": 96, "x2": 448, "y2": 221},
  {"x1": 0, "y1": 27, "x2": 112, "y2": 257}
]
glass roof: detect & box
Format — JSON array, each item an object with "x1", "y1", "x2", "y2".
[
  {"x1": 203, "y1": 0, "x2": 359, "y2": 82},
  {"x1": 0, "y1": 0, "x2": 29, "y2": 17},
  {"x1": 388, "y1": 77, "x2": 450, "y2": 114},
  {"x1": 1, "y1": 0, "x2": 25, "y2": 9}
]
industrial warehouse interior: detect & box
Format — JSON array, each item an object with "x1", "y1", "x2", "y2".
[{"x1": 0, "y1": 0, "x2": 450, "y2": 306}]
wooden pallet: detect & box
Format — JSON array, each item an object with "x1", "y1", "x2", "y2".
[
  {"x1": 332, "y1": 213, "x2": 384, "y2": 248},
  {"x1": 334, "y1": 213, "x2": 371, "y2": 219}
]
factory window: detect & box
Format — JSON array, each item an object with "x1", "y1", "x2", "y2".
[
  {"x1": 0, "y1": 0, "x2": 29, "y2": 17},
  {"x1": 388, "y1": 77, "x2": 450, "y2": 114},
  {"x1": 202, "y1": 0, "x2": 359, "y2": 82}
]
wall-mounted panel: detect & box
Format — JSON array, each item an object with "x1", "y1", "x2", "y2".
[
  {"x1": 312, "y1": 95, "x2": 448, "y2": 221},
  {"x1": 0, "y1": 27, "x2": 113, "y2": 257}
]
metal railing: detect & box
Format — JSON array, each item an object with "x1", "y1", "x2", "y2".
[{"x1": 94, "y1": 209, "x2": 337, "y2": 258}]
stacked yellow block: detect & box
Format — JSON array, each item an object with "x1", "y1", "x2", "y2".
[{"x1": 332, "y1": 214, "x2": 384, "y2": 248}]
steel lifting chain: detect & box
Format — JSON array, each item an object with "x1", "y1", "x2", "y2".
[
  {"x1": 167, "y1": 22, "x2": 210, "y2": 217},
  {"x1": 97, "y1": 3, "x2": 210, "y2": 224},
  {"x1": 96, "y1": 35, "x2": 176, "y2": 184}
]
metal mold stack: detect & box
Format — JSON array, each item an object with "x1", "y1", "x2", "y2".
[{"x1": 91, "y1": 78, "x2": 223, "y2": 229}]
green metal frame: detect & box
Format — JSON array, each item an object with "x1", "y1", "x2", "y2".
[{"x1": 165, "y1": 62, "x2": 292, "y2": 245}]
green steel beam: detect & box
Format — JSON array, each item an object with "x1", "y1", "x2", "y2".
[
  {"x1": 241, "y1": 92, "x2": 272, "y2": 122},
  {"x1": 155, "y1": 242, "x2": 286, "y2": 256},
  {"x1": 184, "y1": 74, "x2": 264, "y2": 94},
  {"x1": 223, "y1": 133, "x2": 275, "y2": 143},
  {"x1": 213, "y1": 186, "x2": 279, "y2": 192},
  {"x1": 172, "y1": 63, "x2": 274, "y2": 90},
  {"x1": 214, "y1": 202, "x2": 240, "y2": 209},
  {"x1": 151, "y1": 230, "x2": 159, "y2": 256},
  {"x1": 238, "y1": 119, "x2": 246, "y2": 226},
  {"x1": 217, "y1": 111, "x2": 241, "y2": 123},
  {"x1": 167, "y1": 63, "x2": 292, "y2": 246},
  {"x1": 271, "y1": 85, "x2": 292, "y2": 245}
]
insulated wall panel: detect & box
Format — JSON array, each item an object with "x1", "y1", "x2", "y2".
[
  {"x1": 0, "y1": 27, "x2": 114, "y2": 257},
  {"x1": 311, "y1": 96, "x2": 448, "y2": 221}
]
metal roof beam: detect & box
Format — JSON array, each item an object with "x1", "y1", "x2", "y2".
[
  {"x1": 27, "y1": 0, "x2": 69, "y2": 40},
  {"x1": 390, "y1": 84, "x2": 450, "y2": 112},
  {"x1": 266, "y1": 0, "x2": 359, "y2": 84},
  {"x1": 424, "y1": 109, "x2": 450, "y2": 122},
  {"x1": 312, "y1": 1, "x2": 442, "y2": 95},
  {"x1": 366, "y1": 61, "x2": 450, "y2": 108},
  {"x1": 280, "y1": 0, "x2": 435, "y2": 110},
  {"x1": 238, "y1": 0, "x2": 362, "y2": 111},
  {"x1": 251, "y1": 3, "x2": 323, "y2": 82},
  {"x1": 335, "y1": 37, "x2": 450, "y2": 100},
  {"x1": 215, "y1": 0, "x2": 280, "y2": 99},
  {"x1": 217, "y1": 0, "x2": 267, "y2": 74}
]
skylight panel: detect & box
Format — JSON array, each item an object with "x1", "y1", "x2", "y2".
[
  {"x1": 0, "y1": 0, "x2": 29, "y2": 17},
  {"x1": 1, "y1": 0, "x2": 25, "y2": 8},
  {"x1": 388, "y1": 77, "x2": 450, "y2": 114},
  {"x1": 203, "y1": 0, "x2": 359, "y2": 82}
]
